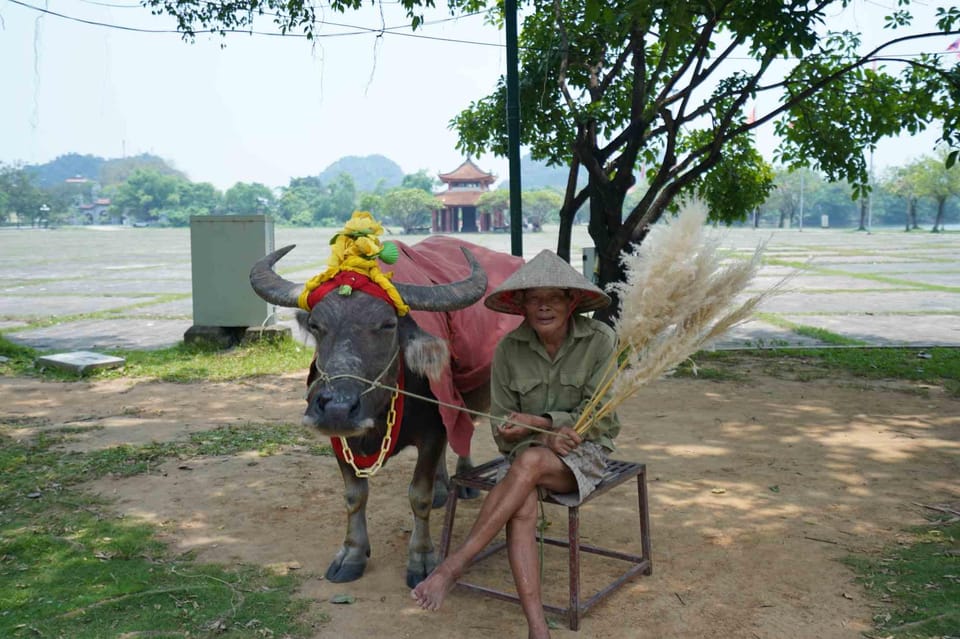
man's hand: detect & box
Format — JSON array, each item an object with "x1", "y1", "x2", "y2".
[
  {"x1": 545, "y1": 426, "x2": 582, "y2": 457},
  {"x1": 497, "y1": 412, "x2": 551, "y2": 443}
]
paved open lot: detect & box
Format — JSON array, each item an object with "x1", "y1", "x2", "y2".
[{"x1": 1, "y1": 224, "x2": 958, "y2": 352}]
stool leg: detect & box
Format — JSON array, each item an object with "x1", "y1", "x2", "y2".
[
  {"x1": 439, "y1": 490, "x2": 459, "y2": 560},
  {"x1": 568, "y1": 505, "x2": 581, "y2": 630},
  {"x1": 638, "y1": 471, "x2": 652, "y2": 575}
]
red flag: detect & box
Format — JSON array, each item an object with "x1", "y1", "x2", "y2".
[
  {"x1": 948, "y1": 38, "x2": 960, "y2": 57},
  {"x1": 747, "y1": 106, "x2": 757, "y2": 124}
]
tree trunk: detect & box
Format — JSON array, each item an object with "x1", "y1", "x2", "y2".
[
  {"x1": 857, "y1": 198, "x2": 868, "y2": 231},
  {"x1": 556, "y1": 158, "x2": 586, "y2": 263},
  {"x1": 588, "y1": 178, "x2": 630, "y2": 326},
  {"x1": 904, "y1": 200, "x2": 911, "y2": 231},
  {"x1": 932, "y1": 198, "x2": 945, "y2": 232},
  {"x1": 778, "y1": 209, "x2": 788, "y2": 228}
]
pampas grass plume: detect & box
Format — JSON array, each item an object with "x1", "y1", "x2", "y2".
[{"x1": 574, "y1": 202, "x2": 782, "y2": 435}]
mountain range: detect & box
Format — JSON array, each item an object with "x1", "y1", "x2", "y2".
[{"x1": 24, "y1": 152, "x2": 576, "y2": 192}]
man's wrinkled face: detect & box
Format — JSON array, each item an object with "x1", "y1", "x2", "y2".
[{"x1": 522, "y1": 287, "x2": 573, "y2": 339}]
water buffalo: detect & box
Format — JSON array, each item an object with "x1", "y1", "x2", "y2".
[{"x1": 249, "y1": 236, "x2": 521, "y2": 587}]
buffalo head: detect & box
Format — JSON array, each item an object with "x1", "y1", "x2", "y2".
[{"x1": 249, "y1": 244, "x2": 487, "y2": 438}]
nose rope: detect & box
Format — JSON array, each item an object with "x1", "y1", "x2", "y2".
[
  {"x1": 304, "y1": 349, "x2": 398, "y2": 401},
  {"x1": 304, "y1": 357, "x2": 556, "y2": 437}
]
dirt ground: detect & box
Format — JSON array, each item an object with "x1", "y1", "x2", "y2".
[{"x1": 3, "y1": 362, "x2": 959, "y2": 639}]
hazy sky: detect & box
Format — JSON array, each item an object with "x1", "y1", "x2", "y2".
[{"x1": 1, "y1": 0, "x2": 955, "y2": 191}]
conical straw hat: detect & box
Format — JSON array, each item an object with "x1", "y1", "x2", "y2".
[{"x1": 484, "y1": 249, "x2": 611, "y2": 315}]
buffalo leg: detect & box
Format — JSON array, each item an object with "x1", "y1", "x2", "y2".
[
  {"x1": 432, "y1": 454, "x2": 480, "y2": 508},
  {"x1": 407, "y1": 433, "x2": 446, "y2": 587},
  {"x1": 432, "y1": 459, "x2": 451, "y2": 509},
  {"x1": 454, "y1": 455, "x2": 480, "y2": 500},
  {"x1": 326, "y1": 459, "x2": 371, "y2": 583}
]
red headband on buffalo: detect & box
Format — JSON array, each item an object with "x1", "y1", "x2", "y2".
[{"x1": 306, "y1": 271, "x2": 399, "y2": 310}]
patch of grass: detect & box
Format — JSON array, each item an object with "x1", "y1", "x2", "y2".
[
  {"x1": 671, "y1": 359, "x2": 748, "y2": 381},
  {"x1": 0, "y1": 334, "x2": 312, "y2": 381},
  {"x1": 763, "y1": 258, "x2": 960, "y2": 293},
  {"x1": 797, "y1": 347, "x2": 960, "y2": 385},
  {"x1": 0, "y1": 424, "x2": 331, "y2": 638},
  {"x1": 0, "y1": 295, "x2": 190, "y2": 335},
  {"x1": 115, "y1": 337, "x2": 312, "y2": 382},
  {"x1": 846, "y1": 521, "x2": 960, "y2": 638},
  {"x1": 0, "y1": 424, "x2": 330, "y2": 501},
  {"x1": 791, "y1": 324, "x2": 868, "y2": 346},
  {"x1": 686, "y1": 347, "x2": 960, "y2": 395},
  {"x1": 755, "y1": 313, "x2": 869, "y2": 346},
  {"x1": 0, "y1": 506, "x2": 311, "y2": 638},
  {"x1": 0, "y1": 336, "x2": 37, "y2": 376}
]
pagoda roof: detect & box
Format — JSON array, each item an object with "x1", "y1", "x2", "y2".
[
  {"x1": 438, "y1": 159, "x2": 496, "y2": 185},
  {"x1": 437, "y1": 190, "x2": 487, "y2": 207}
]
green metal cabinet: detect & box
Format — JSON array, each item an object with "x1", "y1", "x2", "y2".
[{"x1": 189, "y1": 215, "x2": 275, "y2": 327}]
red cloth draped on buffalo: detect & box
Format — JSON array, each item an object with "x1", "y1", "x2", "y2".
[{"x1": 393, "y1": 237, "x2": 523, "y2": 457}]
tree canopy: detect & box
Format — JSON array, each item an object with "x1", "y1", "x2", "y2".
[{"x1": 142, "y1": 0, "x2": 960, "y2": 319}]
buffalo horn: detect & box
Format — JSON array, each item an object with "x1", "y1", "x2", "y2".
[
  {"x1": 249, "y1": 244, "x2": 304, "y2": 308},
  {"x1": 395, "y1": 247, "x2": 488, "y2": 312}
]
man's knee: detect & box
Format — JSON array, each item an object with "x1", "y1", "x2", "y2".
[{"x1": 509, "y1": 447, "x2": 556, "y2": 480}]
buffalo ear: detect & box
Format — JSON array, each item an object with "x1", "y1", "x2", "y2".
[
  {"x1": 398, "y1": 315, "x2": 447, "y2": 382},
  {"x1": 293, "y1": 309, "x2": 318, "y2": 349},
  {"x1": 295, "y1": 309, "x2": 309, "y2": 332}
]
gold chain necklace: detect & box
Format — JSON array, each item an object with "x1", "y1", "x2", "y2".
[{"x1": 336, "y1": 389, "x2": 400, "y2": 478}]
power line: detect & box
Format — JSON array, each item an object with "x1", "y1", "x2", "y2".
[
  {"x1": 5, "y1": 0, "x2": 955, "y2": 59},
  {"x1": 6, "y1": 0, "x2": 505, "y2": 47}
]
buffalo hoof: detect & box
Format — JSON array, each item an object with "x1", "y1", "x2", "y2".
[
  {"x1": 457, "y1": 484, "x2": 481, "y2": 500},
  {"x1": 325, "y1": 560, "x2": 366, "y2": 583},
  {"x1": 406, "y1": 551, "x2": 438, "y2": 588}
]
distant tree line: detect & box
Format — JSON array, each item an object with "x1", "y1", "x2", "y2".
[{"x1": 1, "y1": 151, "x2": 958, "y2": 231}]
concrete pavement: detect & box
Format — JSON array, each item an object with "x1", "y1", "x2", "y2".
[{"x1": 1, "y1": 225, "x2": 958, "y2": 353}]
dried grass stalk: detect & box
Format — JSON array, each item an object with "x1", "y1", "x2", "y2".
[{"x1": 574, "y1": 203, "x2": 783, "y2": 435}]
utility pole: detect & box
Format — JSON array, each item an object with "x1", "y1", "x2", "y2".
[{"x1": 505, "y1": 0, "x2": 523, "y2": 257}]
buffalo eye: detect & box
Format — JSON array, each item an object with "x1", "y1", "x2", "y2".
[
  {"x1": 308, "y1": 320, "x2": 325, "y2": 338},
  {"x1": 377, "y1": 319, "x2": 398, "y2": 332}
]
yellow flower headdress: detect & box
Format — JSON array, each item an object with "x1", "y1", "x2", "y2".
[{"x1": 298, "y1": 211, "x2": 408, "y2": 315}]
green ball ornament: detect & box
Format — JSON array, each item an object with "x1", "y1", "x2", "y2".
[{"x1": 378, "y1": 242, "x2": 399, "y2": 265}]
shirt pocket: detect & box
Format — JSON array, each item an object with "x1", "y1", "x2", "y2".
[
  {"x1": 558, "y1": 370, "x2": 589, "y2": 406},
  {"x1": 508, "y1": 377, "x2": 547, "y2": 414},
  {"x1": 560, "y1": 371, "x2": 587, "y2": 391}
]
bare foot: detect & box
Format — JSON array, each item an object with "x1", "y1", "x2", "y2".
[{"x1": 410, "y1": 565, "x2": 457, "y2": 611}]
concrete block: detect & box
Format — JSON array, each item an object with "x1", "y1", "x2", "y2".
[
  {"x1": 183, "y1": 325, "x2": 246, "y2": 348},
  {"x1": 36, "y1": 351, "x2": 125, "y2": 374},
  {"x1": 242, "y1": 325, "x2": 292, "y2": 344}
]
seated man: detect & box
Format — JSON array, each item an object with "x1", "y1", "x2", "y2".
[{"x1": 412, "y1": 249, "x2": 621, "y2": 639}]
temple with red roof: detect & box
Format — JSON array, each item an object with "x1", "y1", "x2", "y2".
[{"x1": 432, "y1": 159, "x2": 506, "y2": 233}]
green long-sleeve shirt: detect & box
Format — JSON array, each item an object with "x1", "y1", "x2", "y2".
[{"x1": 490, "y1": 314, "x2": 621, "y2": 455}]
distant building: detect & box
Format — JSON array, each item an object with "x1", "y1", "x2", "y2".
[
  {"x1": 77, "y1": 197, "x2": 114, "y2": 224},
  {"x1": 432, "y1": 159, "x2": 505, "y2": 233}
]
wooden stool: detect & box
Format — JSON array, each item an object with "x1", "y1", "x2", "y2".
[{"x1": 438, "y1": 457, "x2": 652, "y2": 630}]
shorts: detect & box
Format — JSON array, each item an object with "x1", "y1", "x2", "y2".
[{"x1": 497, "y1": 440, "x2": 610, "y2": 507}]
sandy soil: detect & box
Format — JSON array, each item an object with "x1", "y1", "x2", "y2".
[{"x1": 3, "y1": 364, "x2": 958, "y2": 639}]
